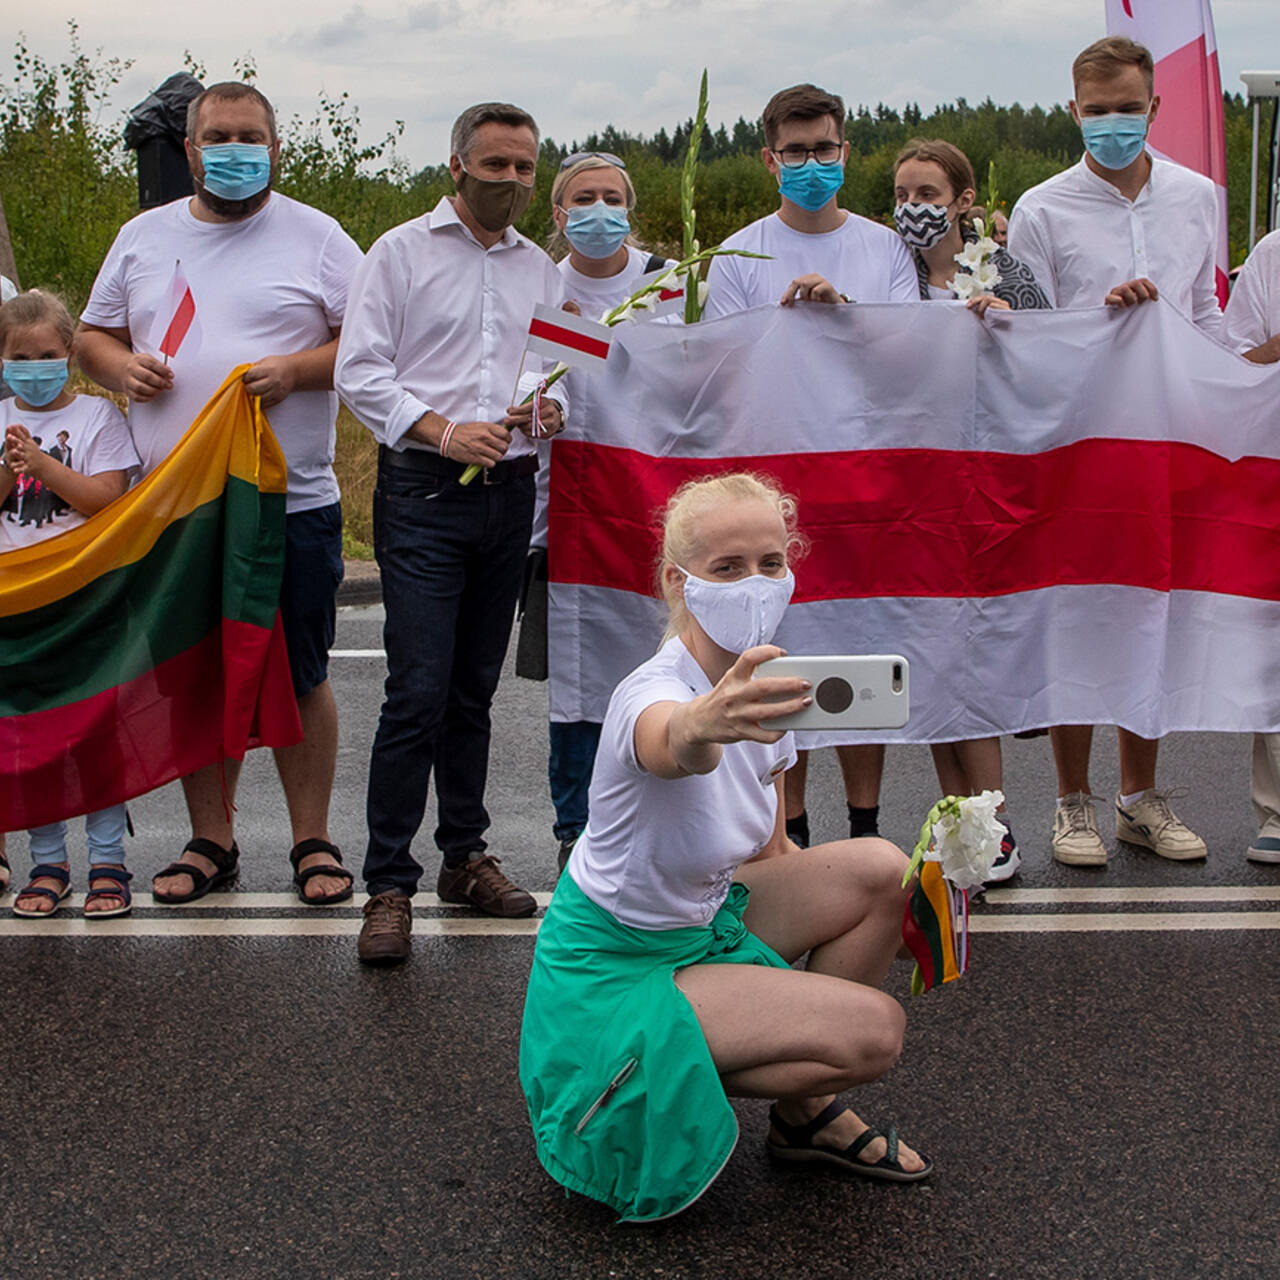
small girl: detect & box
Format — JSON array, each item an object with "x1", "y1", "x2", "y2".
[{"x1": 1, "y1": 289, "x2": 141, "y2": 918}]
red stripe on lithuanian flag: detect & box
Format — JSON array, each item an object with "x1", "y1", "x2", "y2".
[{"x1": 0, "y1": 366, "x2": 302, "y2": 830}]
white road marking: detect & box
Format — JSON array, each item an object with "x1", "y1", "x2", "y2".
[
  {"x1": 1, "y1": 908, "x2": 1278, "y2": 938},
  {"x1": 330, "y1": 649, "x2": 386, "y2": 657},
  {"x1": 2, "y1": 891, "x2": 556, "y2": 910},
  {"x1": 983, "y1": 885, "x2": 1280, "y2": 904},
  {"x1": 969, "y1": 911, "x2": 1280, "y2": 933}
]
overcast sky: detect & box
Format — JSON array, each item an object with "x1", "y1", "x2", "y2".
[{"x1": 12, "y1": 1, "x2": 1277, "y2": 170}]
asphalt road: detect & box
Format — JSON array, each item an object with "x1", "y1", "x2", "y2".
[{"x1": 2, "y1": 601, "x2": 1278, "y2": 1279}]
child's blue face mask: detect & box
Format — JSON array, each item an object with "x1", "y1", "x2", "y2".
[{"x1": 3, "y1": 357, "x2": 69, "y2": 406}]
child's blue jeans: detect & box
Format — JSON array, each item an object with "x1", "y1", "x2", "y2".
[{"x1": 29, "y1": 804, "x2": 128, "y2": 867}]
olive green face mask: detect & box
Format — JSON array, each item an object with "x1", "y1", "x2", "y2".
[{"x1": 456, "y1": 167, "x2": 534, "y2": 232}]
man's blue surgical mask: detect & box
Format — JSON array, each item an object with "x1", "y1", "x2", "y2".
[
  {"x1": 3, "y1": 358, "x2": 69, "y2": 407},
  {"x1": 199, "y1": 143, "x2": 273, "y2": 200},
  {"x1": 1080, "y1": 112, "x2": 1150, "y2": 171},
  {"x1": 778, "y1": 159, "x2": 845, "y2": 213},
  {"x1": 563, "y1": 202, "x2": 631, "y2": 259}
]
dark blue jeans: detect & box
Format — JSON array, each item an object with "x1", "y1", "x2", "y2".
[
  {"x1": 363, "y1": 461, "x2": 535, "y2": 895},
  {"x1": 548, "y1": 720, "x2": 603, "y2": 843}
]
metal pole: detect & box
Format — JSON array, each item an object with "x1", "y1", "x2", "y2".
[{"x1": 1250, "y1": 99, "x2": 1260, "y2": 249}]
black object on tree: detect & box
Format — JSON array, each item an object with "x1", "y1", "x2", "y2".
[{"x1": 124, "y1": 72, "x2": 205, "y2": 209}]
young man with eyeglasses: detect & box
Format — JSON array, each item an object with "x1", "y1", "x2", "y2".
[
  {"x1": 704, "y1": 84, "x2": 916, "y2": 850},
  {"x1": 1008, "y1": 36, "x2": 1221, "y2": 867}
]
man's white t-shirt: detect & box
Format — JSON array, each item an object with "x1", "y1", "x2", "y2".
[
  {"x1": 0, "y1": 394, "x2": 139, "y2": 550},
  {"x1": 568, "y1": 636, "x2": 796, "y2": 931},
  {"x1": 1224, "y1": 229, "x2": 1280, "y2": 353},
  {"x1": 703, "y1": 210, "x2": 918, "y2": 318},
  {"x1": 81, "y1": 193, "x2": 364, "y2": 513}
]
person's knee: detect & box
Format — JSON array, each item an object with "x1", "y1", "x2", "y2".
[
  {"x1": 828, "y1": 836, "x2": 910, "y2": 907},
  {"x1": 848, "y1": 992, "x2": 906, "y2": 1079}
]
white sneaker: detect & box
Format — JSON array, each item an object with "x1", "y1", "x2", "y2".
[
  {"x1": 1114, "y1": 790, "x2": 1207, "y2": 861},
  {"x1": 1246, "y1": 835, "x2": 1280, "y2": 864},
  {"x1": 1051, "y1": 793, "x2": 1107, "y2": 867}
]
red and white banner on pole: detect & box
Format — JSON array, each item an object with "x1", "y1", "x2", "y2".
[
  {"x1": 157, "y1": 258, "x2": 200, "y2": 359},
  {"x1": 1105, "y1": 0, "x2": 1230, "y2": 305},
  {"x1": 525, "y1": 303, "x2": 614, "y2": 369}
]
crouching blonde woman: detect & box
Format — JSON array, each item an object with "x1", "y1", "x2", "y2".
[{"x1": 519, "y1": 472, "x2": 929, "y2": 1222}]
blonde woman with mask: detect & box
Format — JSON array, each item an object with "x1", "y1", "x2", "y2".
[
  {"x1": 527, "y1": 153, "x2": 673, "y2": 871},
  {"x1": 520, "y1": 472, "x2": 930, "y2": 1222}
]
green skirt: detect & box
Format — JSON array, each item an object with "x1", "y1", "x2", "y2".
[{"x1": 519, "y1": 873, "x2": 790, "y2": 1222}]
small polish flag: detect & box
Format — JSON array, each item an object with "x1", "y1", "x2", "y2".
[
  {"x1": 633, "y1": 265, "x2": 685, "y2": 319},
  {"x1": 158, "y1": 259, "x2": 199, "y2": 359},
  {"x1": 524, "y1": 303, "x2": 614, "y2": 369}
]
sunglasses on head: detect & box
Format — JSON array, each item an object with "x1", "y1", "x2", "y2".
[{"x1": 559, "y1": 151, "x2": 627, "y2": 171}]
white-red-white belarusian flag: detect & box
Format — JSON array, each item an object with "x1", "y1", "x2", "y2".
[
  {"x1": 545, "y1": 304, "x2": 1280, "y2": 743},
  {"x1": 633, "y1": 266, "x2": 686, "y2": 319},
  {"x1": 157, "y1": 258, "x2": 200, "y2": 359},
  {"x1": 525, "y1": 303, "x2": 613, "y2": 369},
  {"x1": 1105, "y1": 0, "x2": 1229, "y2": 305}
]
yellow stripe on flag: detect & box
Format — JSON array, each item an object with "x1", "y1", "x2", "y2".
[
  {"x1": 920, "y1": 862, "x2": 960, "y2": 983},
  {"x1": 0, "y1": 367, "x2": 287, "y2": 616}
]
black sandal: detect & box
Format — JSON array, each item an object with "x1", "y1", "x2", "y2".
[
  {"x1": 767, "y1": 1101, "x2": 933, "y2": 1183},
  {"x1": 152, "y1": 838, "x2": 240, "y2": 904},
  {"x1": 289, "y1": 839, "x2": 354, "y2": 905}
]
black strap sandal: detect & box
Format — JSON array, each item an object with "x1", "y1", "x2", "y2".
[
  {"x1": 84, "y1": 865, "x2": 134, "y2": 919},
  {"x1": 152, "y1": 838, "x2": 240, "y2": 904},
  {"x1": 12, "y1": 863, "x2": 72, "y2": 918},
  {"x1": 289, "y1": 839, "x2": 354, "y2": 905},
  {"x1": 766, "y1": 1101, "x2": 933, "y2": 1183}
]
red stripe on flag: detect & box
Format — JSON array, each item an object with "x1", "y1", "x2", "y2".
[
  {"x1": 528, "y1": 316, "x2": 611, "y2": 360},
  {"x1": 548, "y1": 439, "x2": 1280, "y2": 603},
  {"x1": 160, "y1": 286, "x2": 196, "y2": 358},
  {"x1": 657, "y1": 288, "x2": 684, "y2": 301},
  {"x1": 0, "y1": 616, "x2": 300, "y2": 830}
]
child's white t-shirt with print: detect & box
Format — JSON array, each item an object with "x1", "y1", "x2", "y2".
[{"x1": 0, "y1": 394, "x2": 139, "y2": 550}]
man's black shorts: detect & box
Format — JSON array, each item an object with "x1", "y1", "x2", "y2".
[{"x1": 280, "y1": 501, "x2": 344, "y2": 698}]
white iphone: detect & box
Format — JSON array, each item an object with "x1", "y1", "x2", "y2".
[{"x1": 754, "y1": 655, "x2": 910, "y2": 731}]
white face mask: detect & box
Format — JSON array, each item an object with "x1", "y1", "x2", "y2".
[{"x1": 677, "y1": 567, "x2": 795, "y2": 653}]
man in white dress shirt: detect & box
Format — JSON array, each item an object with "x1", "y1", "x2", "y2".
[
  {"x1": 1009, "y1": 36, "x2": 1222, "y2": 868},
  {"x1": 704, "y1": 84, "x2": 917, "y2": 850},
  {"x1": 1222, "y1": 230, "x2": 1280, "y2": 863},
  {"x1": 336, "y1": 102, "x2": 567, "y2": 965}
]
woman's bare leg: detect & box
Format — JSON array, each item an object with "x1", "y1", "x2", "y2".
[{"x1": 674, "y1": 838, "x2": 924, "y2": 1169}]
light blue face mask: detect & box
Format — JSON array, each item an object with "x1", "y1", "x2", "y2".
[
  {"x1": 3, "y1": 358, "x2": 69, "y2": 407},
  {"x1": 199, "y1": 143, "x2": 273, "y2": 200},
  {"x1": 563, "y1": 202, "x2": 631, "y2": 259},
  {"x1": 777, "y1": 158, "x2": 845, "y2": 212},
  {"x1": 1080, "y1": 112, "x2": 1150, "y2": 171}
]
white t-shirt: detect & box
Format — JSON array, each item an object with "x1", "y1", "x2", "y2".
[
  {"x1": 1223, "y1": 229, "x2": 1280, "y2": 353},
  {"x1": 1008, "y1": 156, "x2": 1221, "y2": 333},
  {"x1": 568, "y1": 636, "x2": 796, "y2": 931},
  {"x1": 81, "y1": 193, "x2": 364, "y2": 513},
  {"x1": 703, "y1": 210, "x2": 918, "y2": 318},
  {"x1": 530, "y1": 247, "x2": 675, "y2": 548},
  {"x1": 1, "y1": 394, "x2": 139, "y2": 550}
]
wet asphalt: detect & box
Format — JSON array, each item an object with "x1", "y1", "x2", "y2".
[{"x1": 1, "y1": 596, "x2": 1278, "y2": 1279}]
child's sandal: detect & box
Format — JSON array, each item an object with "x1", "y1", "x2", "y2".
[
  {"x1": 11, "y1": 864, "x2": 72, "y2": 918},
  {"x1": 84, "y1": 865, "x2": 133, "y2": 919}
]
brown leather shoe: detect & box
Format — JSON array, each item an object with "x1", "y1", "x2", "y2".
[
  {"x1": 357, "y1": 891, "x2": 412, "y2": 965},
  {"x1": 436, "y1": 855, "x2": 536, "y2": 918}
]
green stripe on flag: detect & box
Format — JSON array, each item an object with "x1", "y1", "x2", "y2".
[{"x1": 0, "y1": 479, "x2": 285, "y2": 718}]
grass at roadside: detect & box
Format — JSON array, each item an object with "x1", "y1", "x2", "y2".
[{"x1": 335, "y1": 405, "x2": 376, "y2": 558}]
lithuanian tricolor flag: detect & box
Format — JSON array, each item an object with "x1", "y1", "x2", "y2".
[
  {"x1": 902, "y1": 861, "x2": 964, "y2": 995},
  {"x1": 0, "y1": 368, "x2": 303, "y2": 831}
]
